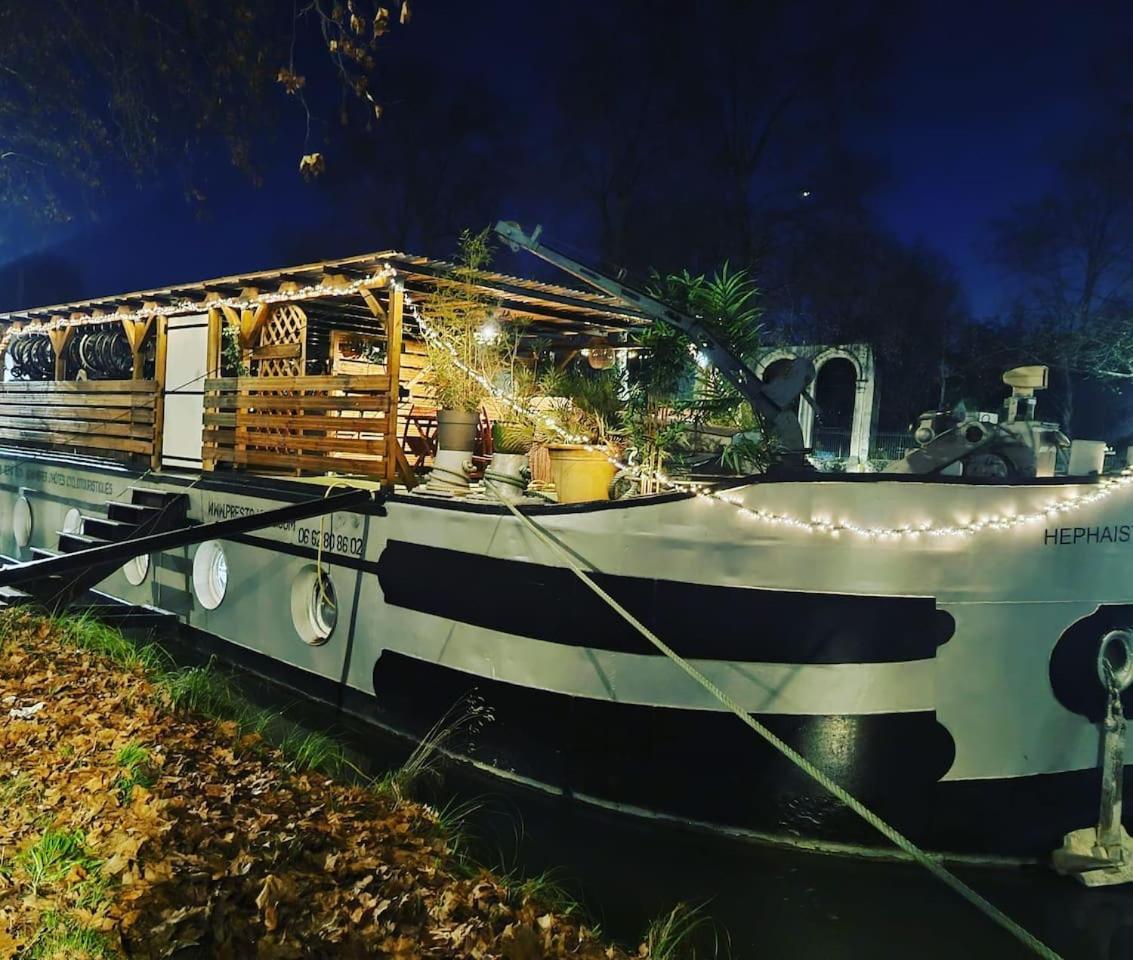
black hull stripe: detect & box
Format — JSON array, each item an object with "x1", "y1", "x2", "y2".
[
  {"x1": 179, "y1": 625, "x2": 1116, "y2": 858},
  {"x1": 376, "y1": 539, "x2": 954, "y2": 664}
]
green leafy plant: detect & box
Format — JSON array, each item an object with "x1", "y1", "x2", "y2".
[
  {"x1": 491, "y1": 420, "x2": 534, "y2": 454},
  {"x1": 537, "y1": 365, "x2": 623, "y2": 444},
  {"x1": 159, "y1": 659, "x2": 238, "y2": 716},
  {"x1": 221, "y1": 321, "x2": 248, "y2": 377},
  {"x1": 424, "y1": 228, "x2": 520, "y2": 413},
  {"x1": 719, "y1": 431, "x2": 782, "y2": 475},
  {"x1": 626, "y1": 264, "x2": 777, "y2": 483},
  {"x1": 55, "y1": 612, "x2": 167, "y2": 673}
]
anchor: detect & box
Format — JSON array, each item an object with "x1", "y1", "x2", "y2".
[{"x1": 1053, "y1": 628, "x2": 1133, "y2": 886}]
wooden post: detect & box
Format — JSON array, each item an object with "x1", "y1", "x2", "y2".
[
  {"x1": 385, "y1": 285, "x2": 404, "y2": 488},
  {"x1": 151, "y1": 315, "x2": 169, "y2": 471},
  {"x1": 120, "y1": 310, "x2": 156, "y2": 379},
  {"x1": 206, "y1": 307, "x2": 222, "y2": 377},
  {"x1": 47, "y1": 325, "x2": 73, "y2": 381}
]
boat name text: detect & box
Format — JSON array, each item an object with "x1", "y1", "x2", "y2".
[{"x1": 1044, "y1": 525, "x2": 1133, "y2": 546}]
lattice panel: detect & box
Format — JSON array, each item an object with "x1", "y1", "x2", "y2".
[{"x1": 253, "y1": 303, "x2": 307, "y2": 377}]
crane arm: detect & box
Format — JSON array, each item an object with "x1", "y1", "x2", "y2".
[{"x1": 494, "y1": 221, "x2": 814, "y2": 459}]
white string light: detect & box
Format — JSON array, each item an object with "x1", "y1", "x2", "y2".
[
  {"x1": 10, "y1": 266, "x2": 398, "y2": 333},
  {"x1": 397, "y1": 280, "x2": 591, "y2": 444},
  {"x1": 14, "y1": 256, "x2": 1123, "y2": 540},
  {"x1": 700, "y1": 470, "x2": 1133, "y2": 540},
  {"x1": 396, "y1": 264, "x2": 1133, "y2": 540}
]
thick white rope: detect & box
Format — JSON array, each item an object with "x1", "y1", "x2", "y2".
[{"x1": 494, "y1": 495, "x2": 1063, "y2": 960}]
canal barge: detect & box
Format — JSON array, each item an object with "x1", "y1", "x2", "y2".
[{"x1": 0, "y1": 237, "x2": 1129, "y2": 867}]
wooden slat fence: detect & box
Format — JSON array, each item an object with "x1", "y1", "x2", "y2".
[
  {"x1": 0, "y1": 379, "x2": 159, "y2": 462},
  {"x1": 202, "y1": 374, "x2": 411, "y2": 484}
]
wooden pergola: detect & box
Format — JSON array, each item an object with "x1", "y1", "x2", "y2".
[{"x1": 0, "y1": 251, "x2": 645, "y2": 484}]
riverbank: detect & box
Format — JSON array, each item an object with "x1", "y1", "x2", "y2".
[{"x1": 0, "y1": 612, "x2": 656, "y2": 959}]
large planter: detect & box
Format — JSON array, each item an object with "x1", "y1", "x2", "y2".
[
  {"x1": 430, "y1": 409, "x2": 480, "y2": 492},
  {"x1": 547, "y1": 444, "x2": 617, "y2": 504},
  {"x1": 436, "y1": 408, "x2": 479, "y2": 453}
]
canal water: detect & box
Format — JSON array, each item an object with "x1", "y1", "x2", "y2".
[{"x1": 160, "y1": 631, "x2": 1133, "y2": 960}]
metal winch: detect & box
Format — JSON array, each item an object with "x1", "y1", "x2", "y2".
[{"x1": 889, "y1": 365, "x2": 1069, "y2": 478}]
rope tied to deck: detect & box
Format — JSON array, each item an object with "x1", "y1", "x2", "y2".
[{"x1": 493, "y1": 495, "x2": 1064, "y2": 960}]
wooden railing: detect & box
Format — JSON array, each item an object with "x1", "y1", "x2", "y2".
[
  {"x1": 0, "y1": 379, "x2": 160, "y2": 463},
  {"x1": 202, "y1": 374, "x2": 413, "y2": 486}
]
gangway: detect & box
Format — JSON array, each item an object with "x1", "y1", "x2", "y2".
[{"x1": 0, "y1": 486, "x2": 380, "y2": 610}]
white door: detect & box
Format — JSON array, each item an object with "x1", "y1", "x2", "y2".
[{"x1": 161, "y1": 314, "x2": 210, "y2": 470}]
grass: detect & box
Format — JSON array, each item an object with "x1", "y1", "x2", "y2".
[
  {"x1": 72, "y1": 870, "x2": 114, "y2": 912},
  {"x1": 112, "y1": 742, "x2": 156, "y2": 802},
  {"x1": 643, "y1": 902, "x2": 720, "y2": 960},
  {"x1": 24, "y1": 911, "x2": 117, "y2": 960},
  {"x1": 18, "y1": 828, "x2": 101, "y2": 896},
  {"x1": 501, "y1": 866, "x2": 586, "y2": 918},
  {"x1": 373, "y1": 693, "x2": 494, "y2": 802},
  {"x1": 1, "y1": 612, "x2": 635, "y2": 960},
  {"x1": 278, "y1": 728, "x2": 347, "y2": 775},
  {"x1": 158, "y1": 658, "x2": 238, "y2": 716},
  {"x1": 13, "y1": 610, "x2": 486, "y2": 797},
  {"x1": 54, "y1": 612, "x2": 166, "y2": 674},
  {"x1": 0, "y1": 770, "x2": 34, "y2": 807}
]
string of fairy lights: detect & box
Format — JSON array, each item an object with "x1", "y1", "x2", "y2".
[
  {"x1": 8, "y1": 266, "x2": 399, "y2": 332},
  {"x1": 10, "y1": 259, "x2": 1128, "y2": 541},
  {"x1": 394, "y1": 267, "x2": 1133, "y2": 541},
  {"x1": 700, "y1": 471, "x2": 1133, "y2": 540}
]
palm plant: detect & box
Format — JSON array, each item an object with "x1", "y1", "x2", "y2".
[{"x1": 626, "y1": 263, "x2": 774, "y2": 484}]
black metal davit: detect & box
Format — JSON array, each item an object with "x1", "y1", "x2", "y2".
[{"x1": 1, "y1": 486, "x2": 380, "y2": 607}]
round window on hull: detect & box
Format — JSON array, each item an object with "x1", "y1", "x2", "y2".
[
  {"x1": 123, "y1": 554, "x2": 150, "y2": 586},
  {"x1": 192, "y1": 540, "x2": 228, "y2": 610},
  {"x1": 290, "y1": 564, "x2": 337, "y2": 645},
  {"x1": 12, "y1": 496, "x2": 32, "y2": 549},
  {"x1": 62, "y1": 509, "x2": 83, "y2": 535}
]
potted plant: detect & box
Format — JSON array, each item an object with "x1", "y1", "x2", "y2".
[
  {"x1": 423, "y1": 228, "x2": 509, "y2": 492},
  {"x1": 483, "y1": 419, "x2": 534, "y2": 500},
  {"x1": 539, "y1": 366, "x2": 623, "y2": 503}
]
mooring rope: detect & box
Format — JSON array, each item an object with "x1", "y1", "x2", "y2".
[{"x1": 494, "y1": 495, "x2": 1063, "y2": 960}]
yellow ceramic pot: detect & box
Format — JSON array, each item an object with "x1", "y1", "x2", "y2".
[{"x1": 547, "y1": 444, "x2": 617, "y2": 503}]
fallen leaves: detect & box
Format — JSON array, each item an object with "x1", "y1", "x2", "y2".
[{"x1": 0, "y1": 613, "x2": 632, "y2": 958}]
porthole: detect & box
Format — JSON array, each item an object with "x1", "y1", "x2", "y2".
[
  {"x1": 123, "y1": 554, "x2": 150, "y2": 586},
  {"x1": 12, "y1": 496, "x2": 32, "y2": 549},
  {"x1": 62, "y1": 508, "x2": 83, "y2": 535},
  {"x1": 192, "y1": 540, "x2": 228, "y2": 610},
  {"x1": 290, "y1": 564, "x2": 337, "y2": 645}
]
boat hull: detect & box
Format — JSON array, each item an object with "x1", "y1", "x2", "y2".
[{"x1": 3, "y1": 448, "x2": 1131, "y2": 862}]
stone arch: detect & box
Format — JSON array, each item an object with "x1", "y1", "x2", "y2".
[{"x1": 754, "y1": 343, "x2": 877, "y2": 464}]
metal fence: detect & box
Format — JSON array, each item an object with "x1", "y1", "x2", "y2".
[{"x1": 809, "y1": 427, "x2": 911, "y2": 471}]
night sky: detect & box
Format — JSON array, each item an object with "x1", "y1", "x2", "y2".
[{"x1": 4, "y1": 0, "x2": 1132, "y2": 318}]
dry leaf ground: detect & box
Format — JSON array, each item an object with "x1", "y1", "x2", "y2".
[{"x1": 0, "y1": 612, "x2": 636, "y2": 959}]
